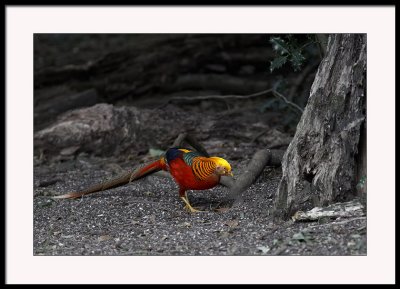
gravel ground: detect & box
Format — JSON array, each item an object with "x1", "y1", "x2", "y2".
[{"x1": 34, "y1": 156, "x2": 367, "y2": 256}]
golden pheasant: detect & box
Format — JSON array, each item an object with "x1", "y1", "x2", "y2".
[{"x1": 54, "y1": 148, "x2": 233, "y2": 213}]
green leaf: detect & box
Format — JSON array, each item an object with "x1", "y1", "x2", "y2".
[
  {"x1": 270, "y1": 55, "x2": 288, "y2": 72},
  {"x1": 289, "y1": 49, "x2": 306, "y2": 71},
  {"x1": 270, "y1": 37, "x2": 290, "y2": 55}
]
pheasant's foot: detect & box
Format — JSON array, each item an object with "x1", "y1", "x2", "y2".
[
  {"x1": 184, "y1": 204, "x2": 203, "y2": 213},
  {"x1": 181, "y1": 197, "x2": 203, "y2": 213}
]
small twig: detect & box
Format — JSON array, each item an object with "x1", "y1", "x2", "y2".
[
  {"x1": 272, "y1": 90, "x2": 304, "y2": 114},
  {"x1": 158, "y1": 88, "x2": 304, "y2": 115},
  {"x1": 158, "y1": 88, "x2": 274, "y2": 109}
]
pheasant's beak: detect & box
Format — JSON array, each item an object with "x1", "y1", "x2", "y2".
[{"x1": 228, "y1": 172, "x2": 233, "y2": 177}]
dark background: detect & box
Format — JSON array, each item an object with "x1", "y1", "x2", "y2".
[
  {"x1": 34, "y1": 34, "x2": 319, "y2": 160},
  {"x1": 34, "y1": 34, "x2": 318, "y2": 131}
]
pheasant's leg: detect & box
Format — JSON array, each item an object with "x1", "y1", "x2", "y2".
[
  {"x1": 185, "y1": 191, "x2": 204, "y2": 212},
  {"x1": 179, "y1": 188, "x2": 202, "y2": 213}
]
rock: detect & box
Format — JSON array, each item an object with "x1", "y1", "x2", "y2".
[{"x1": 34, "y1": 103, "x2": 209, "y2": 158}]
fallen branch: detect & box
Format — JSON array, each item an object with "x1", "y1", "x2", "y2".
[
  {"x1": 159, "y1": 88, "x2": 304, "y2": 115},
  {"x1": 305, "y1": 217, "x2": 366, "y2": 230},
  {"x1": 291, "y1": 199, "x2": 365, "y2": 222}
]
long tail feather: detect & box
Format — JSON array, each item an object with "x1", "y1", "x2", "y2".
[
  {"x1": 128, "y1": 159, "x2": 166, "y2": 182},
  {"x1": 53, "y1": 159, "x2": 167, "y2": 199},
  {"x1": 52, "y1": 172, "x2": 132, "y2": 199}
]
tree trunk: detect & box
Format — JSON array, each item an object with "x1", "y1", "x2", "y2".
[{"x1": 273, "y1": 34, "x2": 366, "y2": 219}]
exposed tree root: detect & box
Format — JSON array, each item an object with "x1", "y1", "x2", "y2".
[{"x1": 224, "y1": 149, "x2": 284, "y2": 207}]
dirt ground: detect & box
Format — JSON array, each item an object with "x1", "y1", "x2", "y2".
[
  {"x1": 33, "y1": 34, "x2": 366, "y2": 256},
  {"x1": 34, "y1": 151, "x2": 366, "y2": 256}
]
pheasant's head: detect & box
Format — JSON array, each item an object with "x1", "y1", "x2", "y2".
[{"x1": 210, "y1": 157, "x2": 233, "y2": 177}]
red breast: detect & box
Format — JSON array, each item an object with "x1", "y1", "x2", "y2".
[{"x1": 169, "y1": 158, "x2": 219, "y2": 191}]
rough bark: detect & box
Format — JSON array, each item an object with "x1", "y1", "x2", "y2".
[{"x1": 273, "y1": 34, "x2": 367, "y2": 219}]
